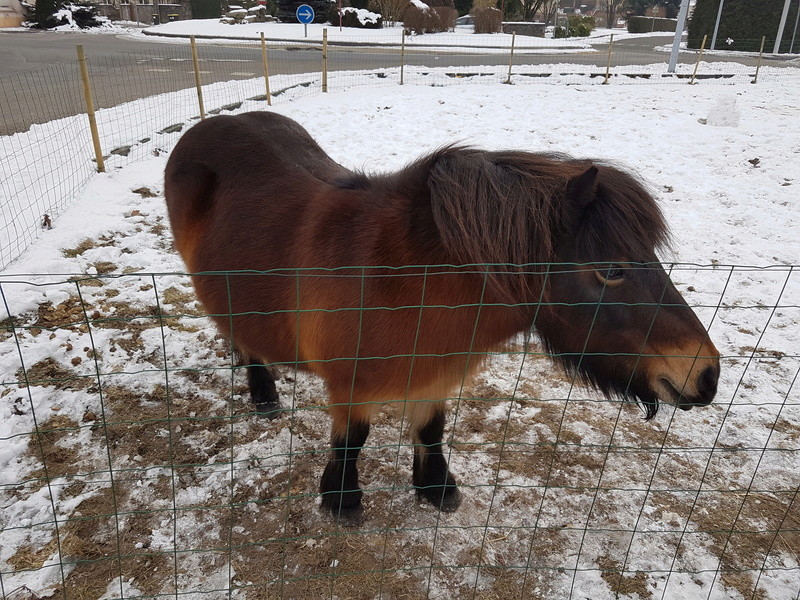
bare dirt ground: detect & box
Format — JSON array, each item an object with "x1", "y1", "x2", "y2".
[{"x1": 2, "y1": 194, "x2": 798, "y2": 600}]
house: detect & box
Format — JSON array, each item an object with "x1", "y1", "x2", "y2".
[
  {"x1": 0, "y1": 0, "x2": 26, "y2": 27},
  {"x1": 98, "y1": 0, "x2": 191, "y2": 24}
]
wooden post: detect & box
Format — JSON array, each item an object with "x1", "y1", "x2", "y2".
[
  {"x1": 76, "y1": 45, "x2": 105, "y2": 173},
  {"x1": 602, "y1": 34, "x2": 614, "y2": 85},
  {"x1": 689, "y1": 34, "x2": 707, "y2": 85},
  {"x1": 322, "y1": 28, "x2": 328, "y2": 93},
  {"x1": 400, "y1": 30, "x2": 406, "y2": 86},
  {"x1": 753, "y1": 36, "x2": 767, "y2": 84},
  {"x1": 260, "y1": 32, "x2": 272, "y2": 105},
  {"x1": 190, "y1": 36, "x2": 206, "y2": 119},
  {"x1": 505, "y1": 32, "x2": 516, "y2": 85}
]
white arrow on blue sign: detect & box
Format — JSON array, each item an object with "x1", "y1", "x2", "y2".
[{"x1": 295, "y1": 3, "x2": 315, "y2": 24}]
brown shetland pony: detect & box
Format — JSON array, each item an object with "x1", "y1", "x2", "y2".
[{"x1": 165, "y1": 111, "x2": 720, "y2": 523}]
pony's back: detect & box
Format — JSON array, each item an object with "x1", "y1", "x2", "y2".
[{"x1": 164, "y1": 112, "x2": 351, "y2": 272}]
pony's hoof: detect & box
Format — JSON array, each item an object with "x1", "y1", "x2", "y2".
[
  {"x1": 253, "y1": 402, "x2": 281, "y2": 419},
  {"x1": 326, "y1": 504, "x2": 365, "y2": 527},
  {"x1": 418, "y1": 486, "x2": 462, "y2": 512}
]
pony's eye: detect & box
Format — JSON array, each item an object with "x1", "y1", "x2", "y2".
[{"x1": 596, "y1": 264, "x2": 626, "y2": 285}]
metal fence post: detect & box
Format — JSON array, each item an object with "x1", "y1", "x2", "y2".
[
  {"x1": 190, "y1": 36, "x2": 206, "y2": 119},
  {"x1": 260, "y1": 32, "x2": 272, "y2": 106},
  {"x1": 603, "y1": 34, "x2": 614, "y2": 85},
  {"x1": 76, "y1": 45, "x2": 105, "y2": 173},
  {"x1": 322, "y1": 28, "x2": 328, "y2": 93}
]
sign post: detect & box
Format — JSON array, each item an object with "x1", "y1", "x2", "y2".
[{"x1": 296, "y1": 3, "x2": 315, "y2": 38}]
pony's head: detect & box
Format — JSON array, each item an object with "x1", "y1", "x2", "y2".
[
  {"x1": 535, "y1": 163, "x2": 720, "y2": 418},
  {"x1": 426, "y1": 149, "x2": 720, "y2": 418}
]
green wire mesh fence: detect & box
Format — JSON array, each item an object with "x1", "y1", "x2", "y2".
[
  {"x1": 1, "y1": 34, "x2": 797, "y2": 270},
  {"x1": 1, "y1": 262, "x2": 798, "y2": 600}
]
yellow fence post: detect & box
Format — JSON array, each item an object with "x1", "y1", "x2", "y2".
[
  {"x1": 76, "y1": 45, "x2": 105, "y2": 173},
  {"x1": 505, "y1": 32, "x2": 516, "y2": 85},
  {"x1": 260, "y1": 32, "x2": 272, "y2": 105},
  {"x1": 190, "y1": 36, "x2": 206, "y2": 119},
  {"x1": 322, "y1": 28, "x2": 328, "y2": 93},
  {"x1": 400, "y1": 30, "x2": 406, "y2": 86},
  {"x1": 753, "y1": 36, "x2": 767, "y2": 84},
  {"x1": 603, "y1": 34, "x2": 614, "y2": 85},
  {"x1": 689, "y1": 34, "x2": 707, "y2": 85}
]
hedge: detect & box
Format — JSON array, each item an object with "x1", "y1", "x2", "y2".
[
  {"x1": 627, "y1": 15, "x2": 677, "y2": 33},
  {"x1": 688, "y1": 0, "x2": 800, "y2": 53}
]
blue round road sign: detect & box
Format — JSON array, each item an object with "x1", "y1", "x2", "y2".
[{"x1": 295, "y1": 3, "x2": 315, "y2": 24}]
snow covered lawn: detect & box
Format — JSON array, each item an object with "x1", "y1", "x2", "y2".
[
  {"x1": 1, "y1": 72, "x2": 798, "y2": 600},
  {"x1": 141, "y1": 19, "x2": 598, "y2": 50}
]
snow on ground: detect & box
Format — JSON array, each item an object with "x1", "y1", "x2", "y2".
[
  {"x1": 145, "y1": 19, "x2": 673, "y2": 51},
  {"x1": 141, "y1": 20, "x2": 648, "y2": 51},
  {"x1": 1, "y1": 68, "x2": 799, "y2": 600}
]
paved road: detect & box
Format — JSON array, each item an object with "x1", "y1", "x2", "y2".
[{"x1": 0, "y1": 29, "x2": 793, "y2": 135}]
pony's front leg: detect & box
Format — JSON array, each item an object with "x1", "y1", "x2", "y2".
[
  {"x1": 320, "y1": 400, "x2": 371, "y2": 525},
  {"x1": 410, "y1": 401, "x2": 462, "y2": 512},
  {"x1": 245, "y1": 357, "x2": 280, "y2": 418}
]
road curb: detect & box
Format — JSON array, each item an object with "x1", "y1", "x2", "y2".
[{"x1": 140, "y1": 28, "x2": 587, "y2": 51}]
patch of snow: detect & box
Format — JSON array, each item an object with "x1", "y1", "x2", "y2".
[{"x1": 1, "y1": 66, "x2": 799, "y2": 600}]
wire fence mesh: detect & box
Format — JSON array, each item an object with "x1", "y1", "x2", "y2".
[
  {"x1": 1, "y1": 32, "x2": 798, "y2": 270},
  {"x1": 1, "y1": 261, "x2": 798, "y2": 600},
  {"x1": 1, "y1": 30, "x2": 799, "y2": 600}
]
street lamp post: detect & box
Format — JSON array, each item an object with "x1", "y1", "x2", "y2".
[
  {"x1": 668, "y1": 0, "x2": 691, "y2": 73},
  {"x1": 791, "y1": 0, "x2": 800, "y2": 53},
  {"x1": 710, "y1": 0, "x2": 725, "y2": 50},
  {"x1": 774, "y1": 0, "x2": 793, "y2": 53}
]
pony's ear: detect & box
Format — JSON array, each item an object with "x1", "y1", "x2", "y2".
[{"x1": 566, "y1": 166, "x2": 599, "y2": 209}]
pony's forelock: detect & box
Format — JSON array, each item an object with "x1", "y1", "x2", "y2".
[
  {"x1": 576, "y1": 163, "x2": 671, "y2": 262},
  {"x1": 413, "y1": 147, "x2": 670, "y2": 300}
]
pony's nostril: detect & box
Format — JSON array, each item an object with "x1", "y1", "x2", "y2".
[{"x1": 697, "y1": 365, "x2": 719, "y2": 402}]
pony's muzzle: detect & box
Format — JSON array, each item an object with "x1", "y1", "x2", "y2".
[
  {"x1": 651, "y1": 344, "x2": 721, "y2": 410},
  {"x1": 674, "y1": 363, "x2": 720, "y2": 410}
]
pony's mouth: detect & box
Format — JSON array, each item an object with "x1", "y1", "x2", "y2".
[{"x1": 657, "y1": 377, "x2": 707, "y2": 411}]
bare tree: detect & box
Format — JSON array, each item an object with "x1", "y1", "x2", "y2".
[
  {"x1": 370, "y1": 0, "x2": 410, "y2": 25},
  {"x1": 521, "y1": 0, "x2": 543, "y2": 21},
  {"x1": 656, "y1": 0, "x2": 680, "y2": 18},
  {"x1": 539, "y1": 0, "x2": 559, "y2": 24},
  {"x1": 514, "y1": 0, "x2": 557, "y2": 23},
  {"x1": 600, "y1": 0, "x2": 623, "y2": 28},
  {"x1": 624, "y1": 0, "x2": 652, "y2": 16}
]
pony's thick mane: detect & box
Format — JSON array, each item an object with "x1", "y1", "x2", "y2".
[{"x1": 393, "y1": 147, "x2": 670, "y2": 298}]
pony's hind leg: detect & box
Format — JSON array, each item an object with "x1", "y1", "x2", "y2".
[
  {"x1": 245, "y1": 357, "x2": 280, "y2": 418},
  {"x1": 320, "y1": 400, "x2": 372, "y2": 525},
  {"x1": 410, "y1": 400, "x2": 462, "y2": 512}
]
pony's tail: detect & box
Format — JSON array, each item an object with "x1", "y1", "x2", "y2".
[{"x1": 164, "y1": 159, "x2": 217, "y2": 269}]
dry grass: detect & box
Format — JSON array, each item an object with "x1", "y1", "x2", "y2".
[
  {"x1": 598, "y1": 555, "x2": 652, "y2": 599},
  {"x1": 7, "y1": 537, "x2": 60, "y2": 571},
  {"x1": 4, "y1": 269, "x2": 797, "y2": 600},
  {"x1": 32, "y1": 296, "x2": 86, "y2": 332},
  {"x1": 10, "y1": 363, "x2": 799, "y2": 600},
  {"x1": 132, "y1": 187, "x2": 158, "y2": 198},
  {"x1": 25, "y1": 414, "x2": 84, "y2": 485},
  {"x1": 17, "y1": 358, "x2": 92, "y2": 391},
  {"x1": 692, "y1": 491, "x2": 798, "y2": 600},
  {"x1": 62, "y1": 239, "x2": 98, "y2": 259},
  {"x1": 93, "y1": 261, "x2": 118, "y2": 275}
]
